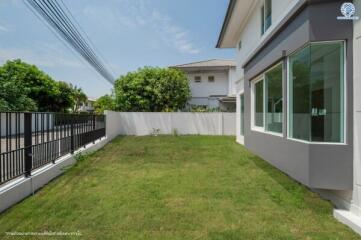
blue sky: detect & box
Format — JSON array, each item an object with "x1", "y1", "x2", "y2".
[{"x1": 0, "y1": 0, "x2": 234, "y2": 98}]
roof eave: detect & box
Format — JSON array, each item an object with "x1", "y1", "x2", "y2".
[
  {"x1": 216, "y1": 0, "x2": 237, "y2": 48},
  {"x1": 172, "y1": 66, "x2": 235, "y2": 73}
]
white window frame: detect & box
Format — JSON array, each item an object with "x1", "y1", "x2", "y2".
[
  {"x1": 261, "y1": 0, "x2": 272, "y2": 36},
  {"x1": 251, "y1": 62, "x2": 284, "y2": 137},
  {"x1": 251, "y1": 76, "x2": 265, "y2": 132},
  {"x1": 286, "y1": 40, "x2": 347, "y2": 145}
]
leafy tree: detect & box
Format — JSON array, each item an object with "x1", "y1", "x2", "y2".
[
  {"x1": 0, "y1": 59, "x2": 85, "y2": 112},
  {"x1": 0, "y1": 60, "x2": 37, "y2": 111},
  {"x1": 114, "y1": 67, "x2": 190, "y2": 112},
  {"x1": 93, "y1": 94, "x2": 115, "y2": 114},
  {"x1": 53, "y1": 81, "x2": 77, "y2": 112},
  {"x1": 3, "y1": 60, "x2": 60, "y2": 111}
]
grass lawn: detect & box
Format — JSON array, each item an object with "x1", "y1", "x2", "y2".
[{"x1": 0, "y1": 136, "x2": 360, "y2": 240}]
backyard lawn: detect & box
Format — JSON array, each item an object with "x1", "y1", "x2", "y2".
[{"x1": 0, "y1": 136, "x2": 360, "y2": 240}]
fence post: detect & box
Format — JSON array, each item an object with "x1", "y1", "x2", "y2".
[
  {"x1": 24, "y1": 112, "x2": 32, "y2": 177},
  {"x1": 92, "y1": 115, "x2": 96, "y2": 143},
  {"x1": 70, "y1": 119, "x2": 75, "y2": 154}
]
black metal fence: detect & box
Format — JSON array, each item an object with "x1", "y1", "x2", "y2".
[{"x1": 0, "y1": 112, "x2": 106, "y2": 185}]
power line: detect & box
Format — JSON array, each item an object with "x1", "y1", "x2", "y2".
[
  {"x1": 58, "y1": 0, "x2": 116, "y2": 77},
  {"x1": 24, "y1": 0, "x2": 115, "y2": 85},
  {"x1": 30, "y1": 0, "x2": 115, "y2": 84},
  {"x1": 29, "y1": 0, "x2": 115, "y2": 84}
]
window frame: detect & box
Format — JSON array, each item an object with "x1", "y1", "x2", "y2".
[
  {"x1": 261, "y1": 0, "x2": 272, "y2": 36},
  {"x1": 194, "y1": 76, "x2": 202, "y2": 83},
  {"x1": 251, "y1": 62, "x2": 284, "y2": 137},
  {"x1": 208, "y1": 76, "x2": 215, "y2": 83},
  {"x1": 251, "y1": 76, "x2": 265, "y2": 132},
  {"x1": 286, "y1": 40, "x2": 347, "y2": 145}
]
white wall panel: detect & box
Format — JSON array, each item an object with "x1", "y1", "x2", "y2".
[{"x1": 106, "y1": 111, "x2": 236, "y2": 136}]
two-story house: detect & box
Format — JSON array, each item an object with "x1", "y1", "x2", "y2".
[
  {"x1": 217, "y1": 0, "x2": 361, "y2": 233},
  {"x1": 172, "y1": 59, "x2": 237, "y2": 111}
]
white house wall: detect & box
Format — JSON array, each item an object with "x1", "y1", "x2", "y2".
[
  {"x1": 187, "y1": 71, "x2": 229, "y2": 107},
  {"x1": 234, "y1": 0, "x2": 296, "y2": 144},
  {"x1": 235, "y1": 79, "x2": 244, "y2": 144},
  {"x1": 228, "y1": 68, "x2": 237, "y2": 96},
  {"x1": 234, "y1": 0, "x2": 299, "y2": 82}
]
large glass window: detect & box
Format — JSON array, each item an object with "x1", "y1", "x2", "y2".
[
  {"x1": 265, "y1": 64, "x2": 283, "y2": 133},
  {"x1": 252, "y1": 63, "x2": 283, "y2": 134},
  {"x1": 289, "y1": 41, "x2": 345, "y2": 143},
  {"x1": 240, "y1": 94, "x2": 245, "y2": 136},
  {"x1": 254, "y1": 80, "x2": 264, "y2": 127}
]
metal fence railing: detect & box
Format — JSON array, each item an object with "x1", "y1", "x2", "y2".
[{"x1": 0, "y1": 112, "x2": 106, "y2": 185}]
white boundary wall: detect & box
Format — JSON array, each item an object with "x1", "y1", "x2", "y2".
[{"x1": 106, "y1": 111, "x2": 236, "y2": 136}]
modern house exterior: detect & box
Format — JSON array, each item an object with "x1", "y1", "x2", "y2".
[
  {"x1": 172, "y1": 59, "x2": 237, "y2": 111},
  {"x1": 217, "y1": 0, "x2": 361, "y2": 232}
]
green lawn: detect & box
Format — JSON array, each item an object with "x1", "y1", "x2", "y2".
[{"x1": 0, "y1": 136, "x2": 360, "y2": 240}]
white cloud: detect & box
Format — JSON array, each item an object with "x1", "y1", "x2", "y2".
[{"x1": 82, "y1": 0, "x2": 201, "y2": 55}]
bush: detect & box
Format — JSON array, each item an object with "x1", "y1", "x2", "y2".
[
  {"x1": 93, "y1": 95, "x2": 116, "y2": 114},
  {"x1": 114, "y1": 67, "x2": 190, "y2": 112}
]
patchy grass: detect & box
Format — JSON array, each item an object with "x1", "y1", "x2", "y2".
[{"x1": 0, "y1": 136, "x2": 360, "y2": 240}]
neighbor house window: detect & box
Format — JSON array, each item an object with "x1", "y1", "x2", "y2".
[
  {"x1": 195, "y1": 76, "x2": 201, "y2": 83},
  {"x1": 240, "y1": 94, "x2": 245, "y2": 136},
  {"x1": 261, "y1": 0, "x2": 272, "y2": 35},
  {"x1": 288, "y1": 41, "x2": 345, "y2": 143},
  {"x1": 252, "y1": 62, "x2": 283, "y2": 134},
  {"x1": 208, "y1": 76, "x2": 215, "y2": 82}
]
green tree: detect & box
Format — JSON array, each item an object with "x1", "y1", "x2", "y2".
[
  {"x1": 0, "y1": 59, "x2": 83, "y2": 112},
  {"x1": 4, "y1": 60, "x2": 60, "y2": 111},
  {"x1": 0, "y1": 60, "x2": 37, "y2": 111},
  {"x1": 114, "y1": 67, "x2": 190, "y2": 112},
  {"x1": 93, "y1": 95, "x2": 115, "y2": 114},
  {"x1": 53, "y1": 81, "x2": 77, "y2": 112}
]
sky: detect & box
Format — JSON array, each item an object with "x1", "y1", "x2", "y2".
[{"x1": 0, "y1": 0, "x2": 234, "y2": 98}]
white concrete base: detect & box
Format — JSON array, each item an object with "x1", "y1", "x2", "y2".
[
  {"x1": 334, "y1": 209, "x2": 361, "y2": 235},
  {"x1": 0, "y1": 137, "x2": 110, "y2": 213},
  {"x1": 236, "y1": 135, "x2": 244, "y2": 145}
]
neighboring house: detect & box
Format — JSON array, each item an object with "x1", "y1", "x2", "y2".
[
  {"x1": 79, "y1": 97, "x2": 96, "y2": 113},
  {"x1": 172, "y1": 59, "x2": 237, "y2": 112},
  {"x1": 217, "y1": 0, "x2": 361, "y2": 232}
]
